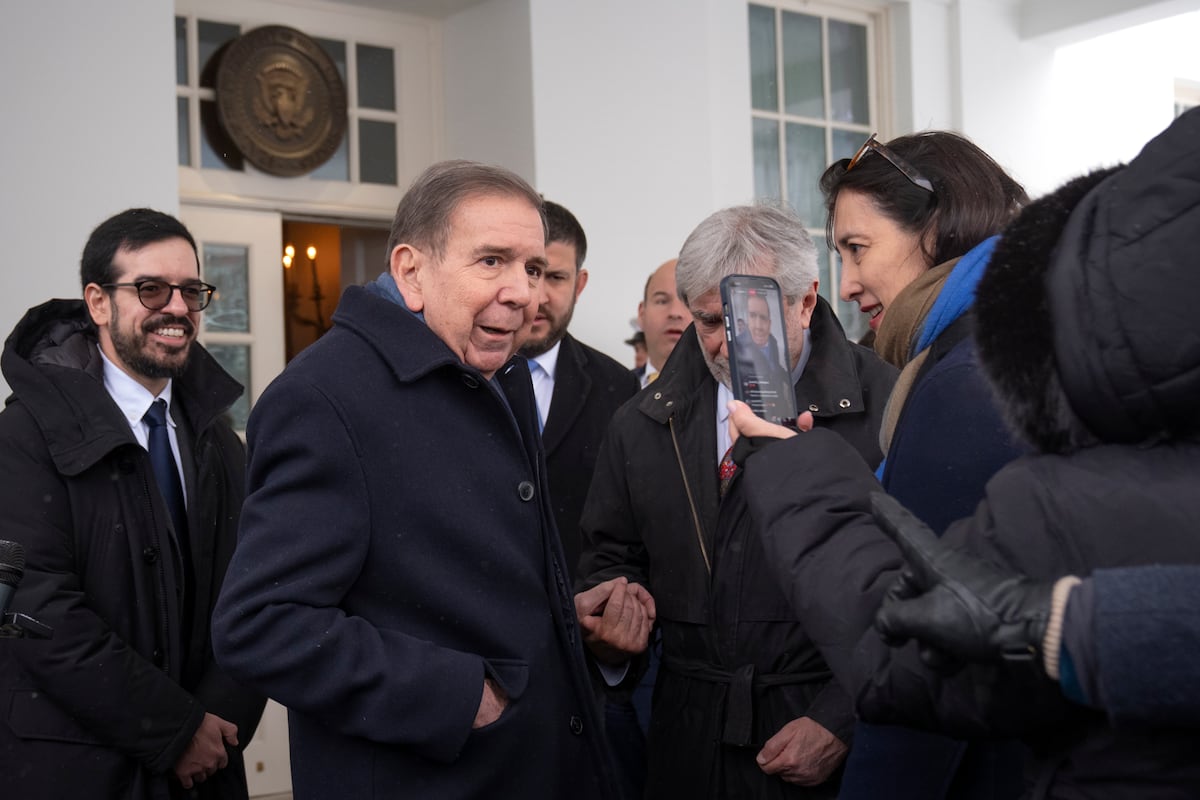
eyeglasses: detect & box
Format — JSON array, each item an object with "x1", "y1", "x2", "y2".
[
  {"x1": 102, "y1": 279, "x2": 217, "y2": 311},
  {"x1": 846, "y1": 132, "x2": 934, "y2": 193}
]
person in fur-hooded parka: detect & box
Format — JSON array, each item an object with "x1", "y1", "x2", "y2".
[{"x1": 734, "y1": 106, "x2": 1200, "y2": 799}]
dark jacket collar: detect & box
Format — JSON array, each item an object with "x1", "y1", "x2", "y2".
[
  {"x1": 795, "y1": 296, "x2": 869, "y2": 418},
  {"x1": 2, "y1": 298, "x2": 243, "y2": 476},
  {"x1": 637, "y1": 295, "x2": 868, "y2": 425},
  {"x1": 334, "y1": 284, "x2": 530, "y2": 390},
  {"x1": 332, "y1": 286, "x2": 541, "y2": 457},
  {"x1": 541, "y1": 333, "x2": 590, "y2": 456}
]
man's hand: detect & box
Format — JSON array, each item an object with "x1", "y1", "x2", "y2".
[
  {"x1": 755, "y1": 716, "x2": 847, "y2": 785},
  {"x1": 871, "y1": 492, "x2": 1055, "y2": 666},
  {"x1": 574, "y1": 577, "x2": 656, "y2": 665},
  {"x1": 174, "y1": 712, "x2": 238, "y2": 789},
  {"x1": 727, "y1": 400, "x2": 813, "y2": 445},
  {"x1": 473, "y1": 677, "x2": 509, "y2": 729}
]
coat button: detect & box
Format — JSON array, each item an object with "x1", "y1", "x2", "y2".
[
  {"x1": 462, "y1": 374, "x2": 479, "y2": 389},
  {"x1": 569, "y1": 715, "x2": 583, "y2": 735},
  {"x1": 517, "y1": 481, "x2": 535, "y2": 501},
  {"x1": 142, "y1": 546, "x2": 158, "y2": 564},
  {"x1": 152, "y1": 648, "x2": 164, "y2": 666}
]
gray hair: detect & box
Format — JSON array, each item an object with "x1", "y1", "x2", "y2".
[
  {"x1": 675, "y1": 204, "x2": 819, "y2": 305},
  {"x1": 386, "y1": 160, "x2": 546, "y2": 265}
]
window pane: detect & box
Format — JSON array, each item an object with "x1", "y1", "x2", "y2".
[
  {"x1": 816, "y1": 243, "x2": 832, "y2": 304},
  {"x1": 309, "y1": 136, "x2": 349, "y2": 181},
  {"x1": 359, "y1": 120, "x2": 397, "y2": 185},
  {"x1": 177, "y1": 97, "x2": 190, "y2": 167},
  {"x1": 831, "y1": 128, "x2": 864, "y2": 162},
  {"x1": 829, "y1": 20, "x2": 869, "y2": 124},
  {"x1": 782, "y1": 12, "x2": 822, "y2": 118},
  {"x1": 203, "y1": 244, "x2": 250, "y2": 333},
  {"x1": 753, "y1": 118, "x2": 781, "y2": 202},
  {"x1": 785, "y1": 122, "x2": 826, "y2": 226},
  {"x1": 838, "y1": 296, "x2": 869, "y2": 343},
  {"x1": 200, "y1": 100, "x2": 243, "y2": 171},
  {"x1": 205, "y1": 344, "x2": 251, "y2": 431},
  {"x1": 834, "y1": 254, "x2": 870, "y2": 342},
  {"x1": 749, "y1": 5, "x2": 778, "y2": 112},
  {"x1": 357, "y1": 44, "x2": 396, "y2": 111},
  {"x1": 198, "y1": 20, "x2": 240, "y2": 88},
  {"x1": 315, "y1": 37, "x2": 347, "y2": 81},
  {"x1": 175, "y1": 17, "x2": 188, "y2": 86}
]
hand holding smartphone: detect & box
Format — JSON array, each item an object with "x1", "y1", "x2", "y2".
[{"x1": 719, "y1": 275, "x2": 798, "y2": 425}]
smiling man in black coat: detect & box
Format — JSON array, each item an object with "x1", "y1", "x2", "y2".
[{"x1": 0, "y1": 209, "x2": 264, "y2": 800}]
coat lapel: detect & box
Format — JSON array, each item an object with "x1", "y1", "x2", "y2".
[{"x1": 541, "y1": 335, "x2": 590, "y2": 458}]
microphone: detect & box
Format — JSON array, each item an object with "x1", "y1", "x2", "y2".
[
  {"x1": 1, "y1": 539, "x2": 51, "y2": 640},
  {"x1": 0, "y1": 539, "x2": 23, "y2": 618}
]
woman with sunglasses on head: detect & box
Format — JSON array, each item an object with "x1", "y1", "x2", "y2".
[
  {"x1": 825, "y1": 132, "x2": 1029, "y2": 800},
  {"x1": 732, "y1": 113, "x2": 1200, "y2": 798},
  {"x1": 728, "y1": 131, "x2": 1031, "y2": 800}
]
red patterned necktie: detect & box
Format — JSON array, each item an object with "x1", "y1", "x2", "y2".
[{"x1": 718, "y1": 445, "x2": 738, "y2": 498}]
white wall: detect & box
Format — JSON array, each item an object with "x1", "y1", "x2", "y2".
[
  {"x1": 903, "y1": 0, "x2": 1200, "y2": 198},
  {"x1": 0, "y1": 0, "x2": 178, "y2": 396},
  {"x1": 892, "y1": 0, "x2": 958, "y2": 132},
  {"x1": 954, "y1": 0, "x2": 1060, "y2": 194},
  {"x1": 1033, "y1": 10, "x2": 1200, "y2": 192},
  {"x1": 528, "y1": 0, "x2": 755, "y2": 364},
  {"x1": 442, "y1": 0, "x2": 537, "y2": 181}
]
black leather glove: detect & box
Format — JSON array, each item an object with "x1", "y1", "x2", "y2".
[{"x1": 870, "y1": 492, "x2": 1054, "y2": 666}]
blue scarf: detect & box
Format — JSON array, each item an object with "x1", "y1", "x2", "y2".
[
  {"x1": 875, "y1": 235, "x2": 1000, "y2": 480},
  {"x1": 911, "y1": 235, "x2": 999, "y2": 356}
]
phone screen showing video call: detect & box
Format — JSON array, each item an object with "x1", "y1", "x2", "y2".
[{"x1": 721, "y1": 275, "x2": 798, "y2": 425}]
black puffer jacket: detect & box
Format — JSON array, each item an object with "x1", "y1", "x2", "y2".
[
  {"x1": 0, "y1": 299, "x2": 263, "y2": 800},
  {"x1": 745, "y1": 107, "x2": 1200, "y2": 799}
]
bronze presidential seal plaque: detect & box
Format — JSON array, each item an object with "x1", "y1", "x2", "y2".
[{"x1": 216, "y1": 25, "x2": 347, "y2": 177}]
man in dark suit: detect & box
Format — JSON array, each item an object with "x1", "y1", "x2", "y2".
[
  {"x1": 519, "y1": 200, "x2": 643, "y2": 799},
  {"x1": 520, "y1": 200, "x2": 639, "y2": 577}
]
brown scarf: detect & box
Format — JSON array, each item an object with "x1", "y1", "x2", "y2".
[{"x1": 873, "y1": 257, "x2": 960, "y2": 454}]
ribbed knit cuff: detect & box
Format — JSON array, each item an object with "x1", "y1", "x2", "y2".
[{"x1": 1042, "y1": 576, "x2": 1083, "y2": 680}]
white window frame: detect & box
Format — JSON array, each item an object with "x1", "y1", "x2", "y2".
[
  {"x1": 748, "y1": 0, "x2": 891, "y2": 337},
  {"x1": 174, "y1": 0, "x2": 443, "y2": 222}
]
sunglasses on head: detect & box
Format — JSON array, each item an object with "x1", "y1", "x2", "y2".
[{"x1": 846, "y1": 132, "x2": 934, "y2": 193}]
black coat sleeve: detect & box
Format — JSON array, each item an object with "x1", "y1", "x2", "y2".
[
  {"x1": 576, "y1": 414, "x2": 651, "y2": 592},
  {"x1": 853, "y1": 468, "x2": 1085, "y2": 737},
  {"x1": 741, "y1": 428, "x2": 903, "y2": 693}
]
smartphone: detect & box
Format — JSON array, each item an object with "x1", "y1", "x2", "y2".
[{"x1": 719, "y1": 274, "x2": 798, "y2": 425}]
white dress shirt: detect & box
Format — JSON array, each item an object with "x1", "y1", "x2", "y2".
[
  {"x1": 99, "y1": 347, "x2": 187, "y2": 504},
  {"x1": 526, "y1": 340, "x2": 561, "y2": 431}
]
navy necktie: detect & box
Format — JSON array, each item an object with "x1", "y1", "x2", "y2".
[{"x1": 143, "y1": 400, "x2": 190, "y2": 550}]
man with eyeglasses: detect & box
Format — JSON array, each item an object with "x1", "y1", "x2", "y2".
[{"x1": 0, "y1": 208, "x2": 264, "y2": 800}]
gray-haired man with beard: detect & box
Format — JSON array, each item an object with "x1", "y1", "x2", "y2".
[
  {"x1": 577, "y1": 204, "x2": 897, "y2": 799},
  {"x1": 0, "y1": 208, "x2": 263, "y2": 800}
]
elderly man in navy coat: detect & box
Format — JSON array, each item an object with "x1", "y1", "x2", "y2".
[{"x1": 212, "y1": 161, "x2": 640, "y2": 799}]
